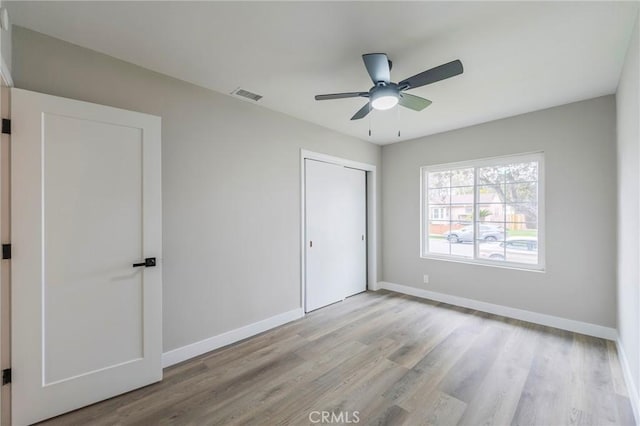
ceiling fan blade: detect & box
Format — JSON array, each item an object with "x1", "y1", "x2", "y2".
[
  {"x1": 399, "y1": 59, "x2": 463, "y2": 90},
  {"x1": 399, "y1": 93, "x2": 432, "y2": 111},
  {"x1": 315, "y1": 92, "x2": 368, "y2": 101},
  {"x1": 351, "y1": 102, "x2": 371, "y2": 120},
  {"x1": 362, "y1": 53, "x2": 390, "y2": 84}
]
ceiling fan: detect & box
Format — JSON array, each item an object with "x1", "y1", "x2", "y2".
[{"x1": 315, "y1": 53, "x2": 463, "y2": 120}]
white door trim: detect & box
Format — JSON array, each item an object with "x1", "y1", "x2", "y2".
[
  {"x1": 0, "y1": 73, "x2": 8, "y2": 426},
  {"x1": 0, "y1": 29, "x2": 11, "y2": 426},
  {"x1": 300, "y1": 149, "x2": 377, "y2": 314}
]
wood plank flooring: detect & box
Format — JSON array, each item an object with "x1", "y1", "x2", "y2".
[{"x1": 39, "y1": 290, "x2": 635, "y2": 425}]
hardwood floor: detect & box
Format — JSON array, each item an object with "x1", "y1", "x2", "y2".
[{"x1": 40, "y1": 290, "x2": 635, "y2": 426}]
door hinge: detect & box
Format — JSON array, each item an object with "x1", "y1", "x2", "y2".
[
  {"x1": 2, "y1": 244, "x2": 10, "y2": 260},
  {"x1": 2, "y1": 368, "x2": 11, "y2": 385},
  {"x1": 1, "y1": 119, "x2": 10, "y2": 135}
]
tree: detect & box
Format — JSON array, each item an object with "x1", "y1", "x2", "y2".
[
  {"x1": 476, "y1": 162, "x2": 538, "y2": 226},
  {"x1": 426, "y1": 162, "x2": 538, "y2": 226},
  {"x1": 479, "y1": 209, "x2": 492, "y2": 222}
]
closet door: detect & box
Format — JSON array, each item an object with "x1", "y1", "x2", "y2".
[{"x1": 305, "y1": 159, "x2": 366, "y2": 312}]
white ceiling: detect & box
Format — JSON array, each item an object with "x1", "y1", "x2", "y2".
[{"x1": 6, "y1": 1, "x2": 639, "y2": 145}]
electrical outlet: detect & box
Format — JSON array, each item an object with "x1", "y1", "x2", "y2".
[{"x1": 423, "y1": 274, "x2": 429, "y2": 284}]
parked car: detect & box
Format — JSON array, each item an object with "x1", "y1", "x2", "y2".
[
  {"x1": 443, "y1": 224, "x2": 505, "y2": 243},
  {"x1": 479, "y1": 236, "x2": 538, "y2": 264}
]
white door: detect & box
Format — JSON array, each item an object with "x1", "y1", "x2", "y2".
[
  {"x1": 11, "y1": 89, "x2": 162, "y2": 425},
  {"x1": 305, "y1": 159, "x2": 366, "y2": 312}
]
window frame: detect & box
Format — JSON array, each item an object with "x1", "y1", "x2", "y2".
[{"x1": 420, "y1": 152, "x2": 545, "y2": 272}]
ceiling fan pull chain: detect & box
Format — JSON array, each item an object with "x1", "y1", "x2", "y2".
[
  {"x1": 397, "y1": 104, "x2": 401, "y2": 137},
  {"x1": 368, "y1": 112, "x2": 372, "y2": 137}
]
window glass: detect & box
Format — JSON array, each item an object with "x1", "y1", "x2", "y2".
[{"x1": 422, "y1": 154, "x2": 543, "y2": 270}]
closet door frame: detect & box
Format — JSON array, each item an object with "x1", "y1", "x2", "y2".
[{"x1": 300, "y1": 149, "x2": 378, "y2": 313}]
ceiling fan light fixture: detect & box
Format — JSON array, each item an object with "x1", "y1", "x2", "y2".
[
  {"x1": 371, "y1": 95, "x2": 398, "y2": 110},
  {"x1": 370, "y1": 86, "x2": 399, "y2": 110}
]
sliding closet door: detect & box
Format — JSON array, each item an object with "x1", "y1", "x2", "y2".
[{"x1": 305, "y1": 159, "x2": 366, "y2": 312}]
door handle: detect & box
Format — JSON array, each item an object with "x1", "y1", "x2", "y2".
[{"x1": 133, "y1": 257, "x2": 156, "y2": 268}]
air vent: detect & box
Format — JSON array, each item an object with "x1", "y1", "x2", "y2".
[{"x1": 232, "y1": 88, "x2": 263, "y2": 102}]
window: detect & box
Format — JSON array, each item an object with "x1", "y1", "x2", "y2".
[
  {"x1": 430, "y1": 207, "x2": 449, "y2": 220},
  {"x1": 421, "y1": 153, "x2": 544, "y2": 270}
]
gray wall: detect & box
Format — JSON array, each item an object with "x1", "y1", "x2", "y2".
[
  {"x1": 11, "y1": 27, "x2": 382, "y2": 352},
  {"x1": 616, "y1": 10, "x2": 639, "y2": 402},
  {"x1": 382, "y1": 96, "x2": 617, "y2": 327}
]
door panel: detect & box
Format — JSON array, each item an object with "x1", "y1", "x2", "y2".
[
  {"x1": 341, "y1": 167, "x2": 367, "y2": 299},
  {"x1": 11, "y1": 89, "x2": 162, "y2": 425},
  {"x1": 43, "y1": 114, "x2": 144, "y2": 385},
  {"x1": 305, "y1": 159, "x2": 366, "y2": 312}
]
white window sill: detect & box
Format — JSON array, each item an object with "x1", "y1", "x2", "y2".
[{"x1": 420, "y1": 254, "x2": 546, "y2": 273}]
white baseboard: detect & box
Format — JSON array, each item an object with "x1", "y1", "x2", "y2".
[
  {"x1": 616, "y1": 338, "x2": 640, "y2": 424},
  {"x1": 162, "y1": 308, "x2": 304, "y2": 368},
  {"x1": 377, "y1": 281, "x2": 617, "y2": 340}
]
